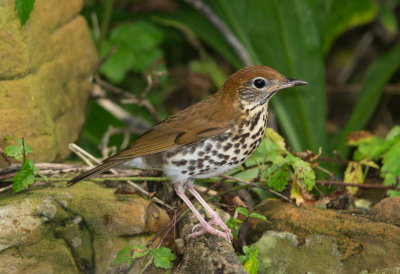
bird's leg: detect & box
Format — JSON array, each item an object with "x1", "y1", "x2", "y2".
[
  {"x1": 174, "y1": 185, "x2": 231, "y2": 242},
  {"x1": 187, "y1": 186, "x2": 232, "y2": 238}
]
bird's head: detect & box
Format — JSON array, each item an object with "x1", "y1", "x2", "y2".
[{"x1": 218, "y1": 66, "x2": 308, "y2": 108}]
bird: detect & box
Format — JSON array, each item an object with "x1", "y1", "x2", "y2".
[{"x1": 68, "y1": 66, "x2": 307, "y2": 242}]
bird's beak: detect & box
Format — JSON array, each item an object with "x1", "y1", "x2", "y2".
[{"x1": 281, "y1": 78, "x2": 308, "y2": 89}]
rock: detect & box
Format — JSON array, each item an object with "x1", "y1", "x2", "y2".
[
  {"x1": 0, "y1": 182, "x2": 170, "y2": 273},
  {"x1": 368, "y1": 196, "x2": 400, "y2": 226},
  {"x1": 0, "y1": 0, "x2": 98, "y2": 166},
  {"x1": 248, "y1": 199, "x2": 400, "y2": 273},
  {"x1": 176, "y1": 205, "x2": 246, "y2": 274},
  {"x1": 253, "y1": 231, "x2": 342, "y2": 273}
]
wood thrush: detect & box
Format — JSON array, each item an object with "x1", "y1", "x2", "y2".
[{"x1": 68, "y1": 66, "x2": 307, "y2": 242}]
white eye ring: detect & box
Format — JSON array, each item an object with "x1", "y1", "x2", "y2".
[{"x1": 252, "y1": 77, "x2": 267, "y2": 89}]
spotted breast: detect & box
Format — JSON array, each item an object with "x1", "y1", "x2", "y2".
[{"x1": 126, "y1": 104, "x2": 268, "y2": 184}]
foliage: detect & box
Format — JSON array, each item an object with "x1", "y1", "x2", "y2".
[
  {"x1": 239, "y1": 246, "x2": 259, "y2": 274},
  {"x1": 113, "y1": 245, "x2": 175, "y2": 271},
  {"x1": 235, "y1": 129, "x2": 316, "y2": 203},
  {"x1": 347, "y1": 126, "x2": 400, "y2": 196},
  {"x1": 14, "y1": 0, "x2": 35, "y2": 27},
  {"x1": 100, "y1": 21, "x2": 166, "y2": 84},
  {"x1": 4, "y1": 137, "x2": 46, "y2": 192},
  {"x1": 171, "y1": 0, "x2": 400, "y2": 157},
  {"x1": 226, "y1": 207, "x2": 267, "y2": 241}
]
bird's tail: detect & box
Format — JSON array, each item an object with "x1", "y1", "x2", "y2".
[{"x1": 67, "y1": 160, "x2": 121, "y2": 187}]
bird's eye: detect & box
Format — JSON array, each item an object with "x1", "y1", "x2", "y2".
[{"x1": 252, "y1": 77, "x2": 266, "y2": 89}]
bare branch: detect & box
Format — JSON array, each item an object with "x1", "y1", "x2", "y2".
[{"x1": 183, "y1": 0, "x2": 252, "y2": 66}]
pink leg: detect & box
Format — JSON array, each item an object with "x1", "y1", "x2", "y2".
[
  {"x1": 187, "y1": 186, "x2": 232, "y2": 238},
  {"x1": 175, "y1": 186, "x2": 231, "y2": 242}
]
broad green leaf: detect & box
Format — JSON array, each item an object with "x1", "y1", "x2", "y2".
[
  {"x1": 112, "y1": 246, "x2": 132, "y2": 266},
  {"x1": 338, "y1": 40, "x2": 400, "y2": 156},
  {"x1": 100, "y1": 45, "x2": 136, "y2": 83},
  {"x1": 249, "y1": 212, "x2": 267, "y2": 222},
  {"x1": 309, "y1": 0, "x2": 377, "y2": 53},
  {"x1": 386, "y1": 125, "x2": 400, "y2": 141},
  {"x1": 4, "y1": 137, "x2": 32, "y2": 161},
  {"x1": 236, "y1": 207, "x2": 249, "y2": 217},
  {"x1": 382, "y1": 140, "x2": 400, "y2": 197},
  {"x1": 265, "y1": 164, "x2": 290, "y2": 192},
  {"x1": 379, "y1": 4, "x2": 398, "y2": 35},
  {"x1": 100, "y1": 21, "x2": 164, "y2": 83},
  {"x1": 290, "y1": 156, "x2": 316, "y2": 191},
  {"x1": 13, "y1": 159, "x2": 36, "y2": 192},
  {"x1": 150, "y1": 247, "x2": 175, "y2": 269},
  {"x1": 344, "y1": 161, "x2": 363, "y2": 194},
  {"x1": 14, "y1": 0, "x2": 35, "y2": 27},
  {"x1": 243, "y1": 255, "x2": 259, "y2": 274}
]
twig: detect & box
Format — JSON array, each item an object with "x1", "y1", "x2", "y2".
[
  {"x1": 316, "y1": 180, "x2": 400, "y2": 191},
  {"x1": 0, "y1": 148, "x2": 11, "y2": 165},
  {"x1": 183, "y1": 0, "x2": 252, "y2": 66},
  {"x1": 99, "y1": 126, "x2": 133, "y2": 158},
  {"x1": 92, "y1": 76, "x2": 161, "y2": 123},
  {"x1": 68, "y1": 144, "x2": 173, "y2": 210},
  {"x1": 222, "y1": 175, "x2": 291, "y2": 202},
  {"x1": 68, "y1": 144, "x2": 95, "y2": 167},
  {"x1": 94, "y1": 95, "x2": 151, "y2": 134}
]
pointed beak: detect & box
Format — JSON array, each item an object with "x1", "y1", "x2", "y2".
[{"x1": 281, "y1": 78, "x2": 308, "y2": 88}]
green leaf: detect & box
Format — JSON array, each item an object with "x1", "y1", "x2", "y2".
[
  {"x1": 379, "y1": 4, "x2": 398, "y2": 35},
  {"x1": 243, "y1": 254, "x2": 259, "y2": 274},
  {"x1": 14, "y1": 0, "x2": 35, "y2": 27},
  {"x1": 4, "y1": 137, "x2": 32, "y2": 161},
  {"x1": 112, "y1": 246, "x2": 133, "y2": 266},
  {"x1": 310, "y1": 0, "x2": 377, "y2": 53},
  {"x1": 338, "y1": 40, "x2": 400, "y2": 156},
  {"x1": 150, "y1": 247, "x2": 175, "y2": 269},
  {"x1": 13, "y1": 159, "x2": 36, "y2": 192},
  {"x1": 100, "y1": 21, "x2": 164, "y2": 83},
  {"x1": 236, "y1": 207, "x2": 249, "y2": 217},
  {"x1": 265, "y1": 164, "x2": 290, "y2": 192},
  {"x1": 386, "y1": 125, "x2": 400, "y2": 141},
  {"x1": 381, "y1": 140, "x2": 400, "y2": 196},
  {"x1": 290, "y1": 156, "x2": 316, "y2": 191},
  {"x1": 249, "y1": 212, "x2": 267, "y2": 222}
]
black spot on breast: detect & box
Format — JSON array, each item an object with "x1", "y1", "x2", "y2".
[
  {"x1": 190, "y1": 160, "x2": 196, "y2": 165},
  {"x1": 189, "y1": 171, "x2": 195, "y2": 176},
  {"x1": 242, "y1": 144, "x2": 248, "y2": 149},
  {"x1": 212, "y1": 150, "x2": 218, "y2": 156},
  {"x1": 198, "y1": 151, "x2": 205, "y2": 157},
  {"x1": 172, "y1": 160, "x2": 187, "y2": 166},
  {"x1": 181, "y1": 170, "x2": 187, "y2": 174},
  {"x1": 217, "y1": 153, "x2": 225, "y2": 159},
  {"x1": 232, "y1": 135, "x2": 241, "y2": 141},
  {"x1": 232, "y1": 157, "x2": 237, "y2": 161},
  {"x1": 204, "y1": 155, "x2": 210, "y2": 160},
  {"x1": 205, "y1": 143, "x2": 213, "y2": 152},
  {"x1": 223, "y1": 143, "x2": 233, "y2": 151},
  {"x1": 221, "y1": 160, "x2": 227, "y2": 165},
  {"x1": 234, "y1": 149, "x2": 240, "y2": 154},
  {"x1": 189, "y1": 166, "x2": 196, "y2": 171},
  {"x1": 190, "y1": 145, "x2": 197, "y2": 154},
  {"x1": 234, "y1": 143, "x2": 240, "y2": 148},
  {"x1": 250, "y1": 111, "x2": 262, "y2": 131}
]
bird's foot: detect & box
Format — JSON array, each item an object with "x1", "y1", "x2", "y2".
[{"x1": 189, "y1": 222, "x2": 233, "y2": 243}]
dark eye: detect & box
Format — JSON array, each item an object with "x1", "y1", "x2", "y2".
[{"x1": 253, "y1": 78, "x2": 266, "y2": 89}]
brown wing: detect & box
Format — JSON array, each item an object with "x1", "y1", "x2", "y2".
[{"x1": 107, "y1": 95, "x2": 241, "y2": 160}]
